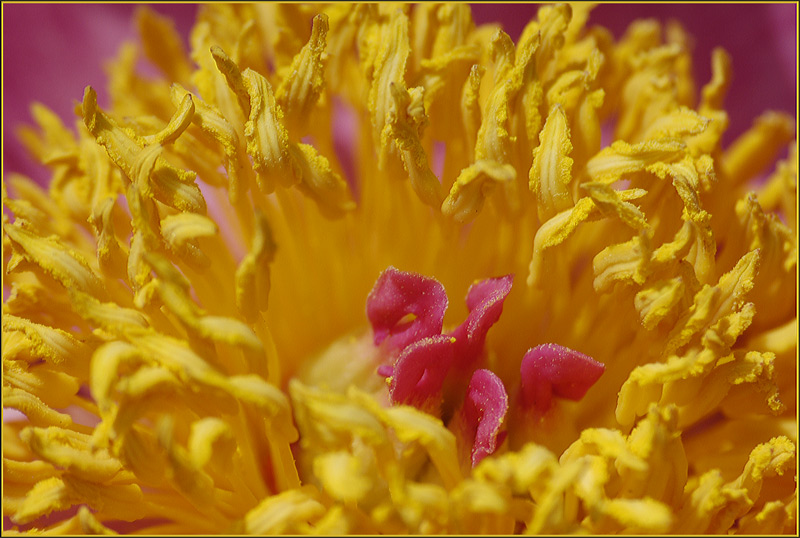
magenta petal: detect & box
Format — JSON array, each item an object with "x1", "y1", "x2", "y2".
[
  {"x1": 389, "y1": 334, "x2": 456, "y2": 408},
  {"x1": 450, "y1": 274, "x2": 514, "y2": 366},
  {"x1": 460, "y1": 369, "x2": 508, "y2": 467},
  {"x1": 519, "y1": 344, "x2": 605, "y2": 412},
  {"x1": 366, "y1": 266, "x2": 449, "y2": 351}
]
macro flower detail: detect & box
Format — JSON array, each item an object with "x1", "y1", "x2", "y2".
[
  {"x1": 365, "y1": 267, "x2": 584, "y2": 469},
  {"x1": 520, "y1": 344, "x2": 606, "y2": 413},
  {"x1": 366, "y1": 266, "x2": 449, "y2": 352},
  {"x1": 452, "y1": 368, "x2": 509, "y2": 468},
  {"x1": 3, "y1": 3, "x2": 797, "y2": 535}
]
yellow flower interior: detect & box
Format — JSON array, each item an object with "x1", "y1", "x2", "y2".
[{"x1": 2, "y1": 3, "x2": 797, "y2": 535}]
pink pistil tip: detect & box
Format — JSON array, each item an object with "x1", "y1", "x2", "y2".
[
  {"x1": 366, "y1": 266, "x2": 448, "y2": 351},
  {"x1": 449, "y1": 274, "x2": 514, "y2": 367},
  {"x1": 519, "y1": 343, "x2": 605, "y2": 413},
  {"x1": 460, "y1": 369, "x2": 508, "y2": 467},
  {"x1": 389, "y1": 334, "x2": 455, "y2": 408}
]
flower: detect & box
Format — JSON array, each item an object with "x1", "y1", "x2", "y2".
[{"x1": 2, "y1": 3, "x2": 797, "y2": 535}]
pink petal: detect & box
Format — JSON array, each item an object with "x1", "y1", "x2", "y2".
[
  {"x1": 519, "y1": 344, "x2": 605, "y2": 412},
  {"x1": 459, "y1": 369, "x2": 509, "y2": 467},
  {"x1": 366, "y1": 266, "x2": 449, "y2": 351},
  {"x1": 389, "y1": 334, "x2": 455, "y2": 410},
  {"x1": 449, "y1": 274, "x2": 514, "y2": 368}
]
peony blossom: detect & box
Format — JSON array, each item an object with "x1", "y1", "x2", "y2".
[{"x1": 2, "y1": 3, "x2": 797, "y2": 535}]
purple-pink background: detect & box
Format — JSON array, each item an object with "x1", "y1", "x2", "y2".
[{"x1": 3, "y1": 4, "x2": 797, "y2": 184}]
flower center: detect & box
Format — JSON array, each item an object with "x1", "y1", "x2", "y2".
[{"x1": 360, "y1": 266, "x2": 606, "y2": 467}]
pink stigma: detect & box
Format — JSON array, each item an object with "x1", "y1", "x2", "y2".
[
  {"x1": 519, "y1": 343, "x2": 605, "y2": 412},
  {"x1": 449, "y1": 274, "x2": 514, "y2": 369},
  {"x1": 366, "y1": 266, "x2": 448, "y2": 351},
  {"x1": 365, "y1": 268, "x2": 514, "y2": 422},
  {"x1": 388, "y1": 335, "x2": 455, "y2": 410},
  {"x1": 459, "y1": 369, "x2": 509, "y2": 467}
]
